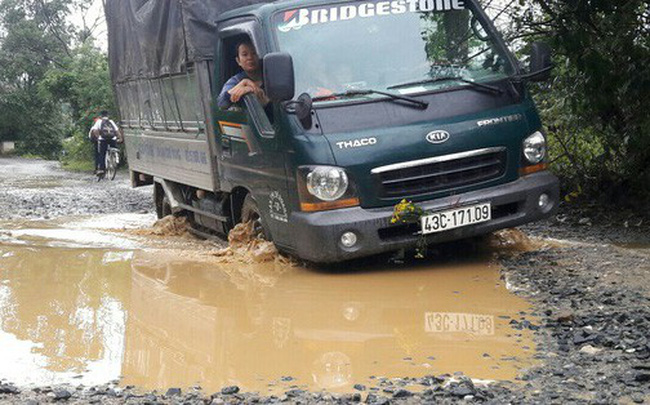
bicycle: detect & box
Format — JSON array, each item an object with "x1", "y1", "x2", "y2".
[
  {"x1": 95, "y1": 136, "x2": 120, "y2": 181},
  {"x1": 105, "y1": 145, "x2": 120, "y2": 180}
]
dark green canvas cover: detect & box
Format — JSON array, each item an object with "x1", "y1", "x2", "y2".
[{"x1": 106, "y1": 0, "x2": 271, "y2": 83}]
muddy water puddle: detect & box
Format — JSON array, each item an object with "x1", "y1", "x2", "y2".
[
  {"x1": 0, "y1": 216, "x2": 538, "y2": 394},
  {"x1": 616, "y1": 242, "x2": 650, "y2": 251},
  {"x1": 0, "y1": 214, "x2": 213, "y2": 251}
]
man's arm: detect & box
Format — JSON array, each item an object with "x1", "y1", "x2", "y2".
[
  {"x1": 217, "y1": 75, "x2": 244, "y2": 109},
  {"x1": 227, "y1": 79, "x2": 257, "y2": 103},
  {"x1": 230, "y1": 79, "x2": 270, "y2": 106},
  {"x1": 250, "y1": 84, "x2": 270, "y2": 106},
  {"x1": 89, "y1": 120, "x2": 101, "y2": 140}
]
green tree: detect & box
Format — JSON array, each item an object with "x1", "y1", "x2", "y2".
[
  {"x1": 0, "y1": 0, "x2": 110, "y2": 163},
  {"x1": 0, "y1": 0, "x2": 75, "y2": 157},
  {"x1": 40, "y1": 41, "x2": 114, "y2": 165},
  {"x1": 510, "y1": 1, "x2": 650, "y2": 203}
]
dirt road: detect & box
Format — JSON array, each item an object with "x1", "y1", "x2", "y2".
[
  {"x1": 0, "y1": 157, "x2": 648, "y2": 404},
  {"x1": 0, "y1": 157, "x2": 153, "y2": 220}
]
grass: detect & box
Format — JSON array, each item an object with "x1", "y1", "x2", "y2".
[
  {"x1": 61, "y1": 159, "x2": 95, "y2": 172},
  {"x1": 16, "y1": 153, "x2": 46, "y2": 160}
]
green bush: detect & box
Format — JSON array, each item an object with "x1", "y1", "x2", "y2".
[
  {"x1": 61, "y1": 129, "x2": 95, "y2": 170},
  {"x1": 16, "y1": 134, "x2": 63, "y2": 160},
  {"x1": 515, "y1": 1, "x2": 650, "y2": 205}
]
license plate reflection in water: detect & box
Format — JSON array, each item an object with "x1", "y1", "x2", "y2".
[{"x1": 425, "y1": 312, "x2": 494, "y2": 335}]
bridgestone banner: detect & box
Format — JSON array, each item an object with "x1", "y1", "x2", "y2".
[{"x1": 277, "y1": 0, "x2": 466, "y2": 32}]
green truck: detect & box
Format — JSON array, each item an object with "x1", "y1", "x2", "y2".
[{"x1": 107, "y1": 0, "x2": 559, "y2": 263}]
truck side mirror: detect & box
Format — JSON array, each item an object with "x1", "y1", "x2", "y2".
[
  {"x1": 263, "y1": 52, "x2": 295, "y2": 102},
  {"x1": 528, "y1": 42, "x2": 553, "y2": 82}
]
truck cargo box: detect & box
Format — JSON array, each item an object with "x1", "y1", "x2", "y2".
[{"x1": 106, "y1": 0, "x2": 272, "y2": 191}]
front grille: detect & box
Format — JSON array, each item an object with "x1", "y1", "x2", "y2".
[{"x1": 374, "y1": 148, "x2": 507, "y2": 199}]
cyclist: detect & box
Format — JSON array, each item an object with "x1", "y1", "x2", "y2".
[{"x1": 89, "y1": 111, "x2": 123, "y2": 175}]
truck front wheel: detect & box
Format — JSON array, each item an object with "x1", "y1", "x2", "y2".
[{"x1": 241, "y1": 194, "x2": 270, "y2": 240}]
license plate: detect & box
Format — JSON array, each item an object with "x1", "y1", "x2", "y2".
[
  {"x1": 425, "y1": 312, "x2": 494, "y2": 335},
  {"x1": 421, "y1": 202, "x2": 491, "y2": 235}
]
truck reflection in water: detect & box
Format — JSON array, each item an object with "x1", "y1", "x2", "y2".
[
  {"x1": 0, "y1": 247, "x2": 129, "y2": 387},
  {"x1": 0, "y1": 243, "x2": 536, "y2": 392},
  {"x1": 122, "y1": 252, "x2": 535, "y2": 393}
]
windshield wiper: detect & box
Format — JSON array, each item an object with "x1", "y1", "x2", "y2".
[
  {"x1": 387, "y1": 76, "x2": 503, "y2": 95},
  {"x1": 312, "y1": 89, "x2": 428, "y2": 110}
]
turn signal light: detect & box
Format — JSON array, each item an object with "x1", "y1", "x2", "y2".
[
  {"x1": 519, "y1": 163, "x2": 548, "y2": 176},
  {"x1": 300, "y1": 198, "x2": 360, "y2": 212}
]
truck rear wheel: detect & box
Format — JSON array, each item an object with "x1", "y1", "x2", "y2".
[
  {"x1": 241, "y1": 194, "x2": 270, "y2": 240},
  {"x1": 160, "y1": 195, "x2": 172, "y2": 218},
  {"x1": 155, "y1": 183, "x2": 174, "y2": 219}
]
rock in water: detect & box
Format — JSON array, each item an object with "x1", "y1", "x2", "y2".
[
  {"x1": 221, "y1": 386, "x2": 240, "y2": 395},
  {"x1": 53, "y1": 390, "x2": 72, "y2": 401},
  {"x1": 165, "y1": 388, "x2": 181, "y2": 397},
  {"x1": 0, "y1": 384, "x2": 19, "y2": 394},
  {"x1": 393, "y1": 389, "x2": 413, "y2": 398}
]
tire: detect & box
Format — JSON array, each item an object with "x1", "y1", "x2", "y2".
[
  {"x1": 161, "y1": 195, "x2": 172, "y2": 218},
  {"x1": 240, "y1": 194, "x2": 270, "y2": 240},
  {"x1": 109, "y1": 152, "x2": 117, "y2": 180},
  {"x1": 105, "y1": 151, "x2": 117, "y2": 180}
]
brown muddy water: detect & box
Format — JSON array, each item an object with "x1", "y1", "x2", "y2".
[
  {"x1": 616, "y1": 242, "x2": 650, "y2": 250},
  {"x1": 0, "y1": 215, "x2": 538, "y2": 394}
]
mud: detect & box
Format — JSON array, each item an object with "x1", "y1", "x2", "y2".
[
  {"x1": 130, "y1": 215, "x2": 191, "y2": 237},
  {"x1": 0, "y1": 224, "x2": 537, "y2": 395},
  {"x1": 1, "y1": 157, "x2": 649, "y2": 404},
  {"x1": 497, "y1": 244, "x2": 650, "y2": 404},
  {"x1": 522, "y1": 201, "x2": 650, "y2": 246},
  {"x1": 212, "y1": 221, "x2": 288, "y2": 264}
]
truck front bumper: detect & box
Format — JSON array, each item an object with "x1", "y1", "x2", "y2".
[{"x1": 288, "y1": 171, "x2": 559, "y2": 263}]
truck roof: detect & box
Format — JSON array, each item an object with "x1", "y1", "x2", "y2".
[{"x1": 107, "y1": 0, "x2": 276, "y2": 83}]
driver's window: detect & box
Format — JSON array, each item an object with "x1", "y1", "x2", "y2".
[{"x1": 218, "y1": 35, "x2": 274, "y2": 131}]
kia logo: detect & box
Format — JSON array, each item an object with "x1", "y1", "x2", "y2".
[{"x1": 426, "y1": 130, "x2": 450, "y2": 144}]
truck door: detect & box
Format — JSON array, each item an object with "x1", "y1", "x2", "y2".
[{"x1": 214, "y1": 28, "x2": 292, "y2": 244}]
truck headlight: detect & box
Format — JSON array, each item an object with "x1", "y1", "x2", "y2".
[
  {"x1": 306, "y1": 166, "x2": 349, "y2": 201},
  {"x1": 297, "y1": 166, "x2": 359, "y2": 212},
  {"x1": 523, "y1": 131, "x2": 547, "y2": 164}
]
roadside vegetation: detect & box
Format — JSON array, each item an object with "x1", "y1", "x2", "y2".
[
  {"x1": 499, "y1": 1, "x2": 650, "y2": 205},
  {"x1": 0, "y1": 0, "x2": 648, "y2": 203},
  {"x1": 0, "y1": 0, "x2": 113, "y2": 167}
]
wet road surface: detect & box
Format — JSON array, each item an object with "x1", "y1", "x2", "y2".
[
  {"x1": 3, "y1": 158, "x2": 650, "y2": 403},
  {"x1": 0, "y1": 214, "x2": 537, "y2": 394},
  {"x1": 0, "y1": 157, "x2": 152, "y2": 220}
]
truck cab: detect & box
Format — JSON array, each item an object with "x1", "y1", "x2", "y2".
[
  {"x1": 111, "y1": 0, "x2": 558, "y2": 263},
  {"x1": 210, "y1": 0, "x2": 558, "y2": 262}
]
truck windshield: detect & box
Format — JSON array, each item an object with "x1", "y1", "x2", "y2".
[{"x1": 273, "y1": 0, "x2": 515, "y2": 101}]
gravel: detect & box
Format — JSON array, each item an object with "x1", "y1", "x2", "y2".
[
  {"x1": 1, "y1": 157, "x2": 649, "y2": 403},
  {"x1": 0, "y1": 157, "x2": 153, "y2": 220}
]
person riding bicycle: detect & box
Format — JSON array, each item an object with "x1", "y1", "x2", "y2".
[{"x1": 89, "y1": 111, "x2": 123, "y2": 175}]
